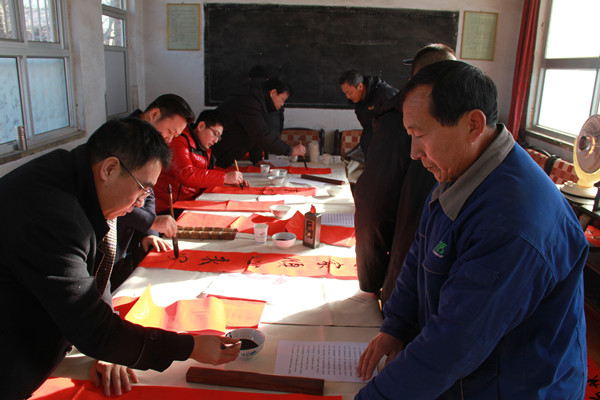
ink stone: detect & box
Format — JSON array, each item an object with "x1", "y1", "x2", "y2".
[{"x1": 240, "y1": 338, "x2": 259, "y2": 350}]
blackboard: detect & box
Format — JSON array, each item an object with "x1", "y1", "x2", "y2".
[{"x1": 205, "y1": 4, "x2": 458, "y2": 109}]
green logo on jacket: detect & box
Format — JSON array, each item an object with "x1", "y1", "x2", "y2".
[{"x1": 433, "y1": 241, "x2": 447, "y2": 257}]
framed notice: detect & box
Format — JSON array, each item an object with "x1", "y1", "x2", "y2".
[
  {"x1": 460, "y1": 11, "x2": 498, "y2": 61},
  {"x1": 167, "y1": 4, "x2": 200, "y2": 50}
]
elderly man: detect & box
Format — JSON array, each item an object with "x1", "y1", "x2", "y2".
[
  {"x1": 356, "y1": 61, "x2": 587, "y2": 398},
  {"x1": 0, "y1": 118, "x2": 240, "y2": 399}
]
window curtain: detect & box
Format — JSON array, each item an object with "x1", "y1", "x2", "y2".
[{"x1": 507, "y1": 0, "x2": 541, "y2": 139}]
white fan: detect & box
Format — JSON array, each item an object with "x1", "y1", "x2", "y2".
[{"x1": 561, "y1": 114, "x2": 600, "y2": 201}]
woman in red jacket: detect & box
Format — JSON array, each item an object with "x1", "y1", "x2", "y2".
[{"x1": 154, "y1": 109, "x2": 248, "y2": 214}]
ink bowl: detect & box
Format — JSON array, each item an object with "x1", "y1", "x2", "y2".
[
  {"x1": 326, "y1": 185, "x2": 343, "y2": 197},
  {"x1": 226, "y1": 328, "x2": 265, "y2": 360},
  {"x1": 268, "y1": 175, "x2": 285, "y2": 186},
  {"x1": 272, "y1": 232, "x2": 296, "y2": 248},
  {"x1": 270, "y1": 204, "x2": 291, "y2": 219},
  {"x1": 269, "y1": 168, "x2": 286, "y2": 177}
]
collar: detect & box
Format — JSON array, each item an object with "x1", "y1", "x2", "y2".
[{"x1": 431, "y1": 124, "x2": 515, "y2": 221}]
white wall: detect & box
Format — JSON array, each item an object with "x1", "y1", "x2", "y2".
[{"x1": 142, "y1": 0, "x2": 524, "y2": 149}]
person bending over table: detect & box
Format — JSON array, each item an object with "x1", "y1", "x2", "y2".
[
  {"x1": 153, "y1": 109, "x2": 248, "y2": 215},
  {"x1": 0, "y1": 118, "x2": 240, "y2": 400},
  {"x1": 212, "y1": 78, "x2": 305, "y2": 168},
  {"x1": 110, "y1": 94, "x2": 196, "y2": 291},
  {"x1": 356, "y1": 61, "x2": 588, "y2": 398}
]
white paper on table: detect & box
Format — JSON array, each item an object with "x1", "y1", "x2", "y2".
[
  {"x1": 322, "y1": 213, "x2": 355, "y2": 227},
  {"x1": 287, "y1": 177, "x2": 328, "y2": 187},
  {"x1": 257, "y1": 194, "x2": 311, "y2": 204},
  {"x1": 274, "y1": 340, "x2": 376, "y2": 383},
  {"x1": 268, "y1": 158, "x2": 291, "y2": 167}
]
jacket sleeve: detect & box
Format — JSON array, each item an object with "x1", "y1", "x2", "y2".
[
  {"x1": 169, "y1": 136, "x2": 226, "y2": 188},
  {"x1": 238, "y1": 97, "x2": 292, "y2": 156}
]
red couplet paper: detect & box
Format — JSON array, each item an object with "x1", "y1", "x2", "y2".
[
  {"x1": 120, "y1": 285, "x2": 265, "y2": 334},
  {"x1": 176, "y1": 212, "x2": 238, "y2": 228},
  {"x1": 173, "y1": 200, "x2": 285, "y2": 212},
  {"x1": 285, "y1": 212, "x2": 356, "y2": 248},
  {"x1": 225, "y1": 165, "x2": 332, "y2": 175},
  {"x1": 139, "y1": 250, "x2": 357, "y2": 279},
  {"x1": 205, "y1": 186, "x2": 316, "y2": 196},
  {"x1": 175, "y1": 211, "x2": 289, "y2": 235},
  {"x1": 586, "y1": 355, "x2": 600, "y2": 399},
  {"x1": 31, "y1": 378, "x2": 342, "y2": 400}
]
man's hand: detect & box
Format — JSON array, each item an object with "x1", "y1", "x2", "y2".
[
  {"x1": 141, "y1": 235, "x2": 173, "y2": 252},
  {"x1": 224, "y1": 171, "x2": 250, "y2": 187},
  {"x1": 190, "y1": 335, "x2": 241, "y2": 365},
  {"x1": 291, "y1": 144, "x2": 306, "y2": 157},
  {"x1": 90, "y1": 360, "x2": 138, "y2": 397},
  {"x1": 356, "y1": 332, "x2": 403, "y2": 380},
  {"x1": 150, "y1": 215, "x2": 177, "y2": 237}
]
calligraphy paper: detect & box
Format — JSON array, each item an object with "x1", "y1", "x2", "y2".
[
  {"x1": 31, "y1": 378, "x2": 343, "y2": 400},
  {"x1": 587, "y1": 355, "x2": 600, "y2": 399},
  {"x1": 139, "y1": 250, "x2": 357, "y2": 279},
  {"x1": 225, "y1": 165, "x2": 332, "y2": 175},
  {"x1": 286, "y1": 212, "x2": 356, "y2": 248},
  {"x1": 176, "y1": 211, "x2": 289, "y2": 234},
  {"x1": 173, "y1": 200, "x2": 284, "y2": 212},
  {"x1": 125, "y1": 285, "x2": 227, "y2": 334},
  {"x1": 274, "y1": 341, "x2": 374, "y2": 383}
]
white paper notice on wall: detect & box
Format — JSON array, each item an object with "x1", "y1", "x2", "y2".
[{"x1": 274, "y1": 340, "x2": 376, "y2": 383}]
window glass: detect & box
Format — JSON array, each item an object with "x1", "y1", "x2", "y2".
[
  {"x1": 22, "y1": 0, "x2": 57, "y2": 43},
  {"x1": 0, "y1": 57, "x2": 23, "y2": 145},
  {"x1": 538, "y1": 69, "x2": 596, "y2": 135},
  {"x1": 102, "y1": 0, "x2": 124, "y2": 10},
  {"x1": 27, "y1": 58, "x2": 69, "y2": 134},
  {"x1": 102, "y1": 14, "x2": 124, "y2": 46},
  {"x1": 0, "y1": 0, "x2": 18, "y2": 39},
  {"x1": 545, "y1": 0, "x2": 600, "y2": 58}
]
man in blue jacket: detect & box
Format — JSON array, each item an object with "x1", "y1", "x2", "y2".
[{"x1": 356, "y1": 60, "x2": 588, "y2": 398}]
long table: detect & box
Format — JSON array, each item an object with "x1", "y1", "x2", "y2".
[{"x1": 50, "y1": 160, "x2": 382, "y2": 399}]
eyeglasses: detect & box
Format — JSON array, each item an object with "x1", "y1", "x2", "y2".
[
  {"x1": 207, "y1": 126, "x2": 223, "y2": 142},
  {"x1": 112, "y1": 155, "x2": 152, "y2": 201}
]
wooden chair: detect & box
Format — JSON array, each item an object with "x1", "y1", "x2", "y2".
[
  {"x1": 334, "y1": 129, "x2": 362, "y2": 157},
  {"x1": 280, "y1": 128, "x2": 324, "y2": 154},
  {"x1": 548, "y1": 158, "x2": 578, "y2": 184}
]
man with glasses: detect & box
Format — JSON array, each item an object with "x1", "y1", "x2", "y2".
[
  {"x1": 0, "y1": 118, "x2": 241, "y2": 399},
  {"x1": 153, "y1": 109, "x2": 248, "y2": 216}
]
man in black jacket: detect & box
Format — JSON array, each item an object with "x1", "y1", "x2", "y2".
[
  {"x1": 212, "y1": 78, "x2": 305, "y2": 168},
  {"x1": 0, "y1": 118, "x2": 240, "y2": 399}
]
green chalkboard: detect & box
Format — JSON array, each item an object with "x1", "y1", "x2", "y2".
[{"x1": 205, "y1": 4, "x2": 458, "y2": 109}]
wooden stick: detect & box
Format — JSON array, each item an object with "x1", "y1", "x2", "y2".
[
  {"x1": 299, "y1": 140, "x2": 308, "y2": 169},
  {"x1": 186, "y1": 367, "x2": 324, "y2": 396},
  {"x1": 167, "y1": 184, "x2": 179, "y2": 258},
  {"x1": 234, "y1": 160, "x2": 244, "y2": 189},
  {"x1": 300, "y1": 174, "x2": 346, "y2": 185}
]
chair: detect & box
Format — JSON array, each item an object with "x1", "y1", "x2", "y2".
[
  {"x1": 334, "y1": 129, "x2": 362, "y2": 157},
  {"x1": 548, "y1": 158, "x2": 578, "y2": 184},
  {"x1": 280, "y1": 128, "x2": 324, "y2": 154},
  {"x1": 524, "y1": 147, "x2": 551, "y2": 173}
]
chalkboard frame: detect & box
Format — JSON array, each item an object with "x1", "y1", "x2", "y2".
[{"x1": 205, "y1": 4, "x2": 458, "y2": 109}]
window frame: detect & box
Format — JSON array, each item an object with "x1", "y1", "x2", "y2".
[
  {"x1": 526, "y1": 0, "x2": 600, "y2": 147},
  {"x1": 0, "y1": 0, "x2": 78, "y2": 158},
  {"x1": 102, "y1": 2, "x2": 129, "y2": 118}
]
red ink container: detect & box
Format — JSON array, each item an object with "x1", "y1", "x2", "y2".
[{"x1": 302, "y1": 205, "x2": 321, "y2": 248}]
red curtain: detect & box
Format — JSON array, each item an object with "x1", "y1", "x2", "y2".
[{"x1": 507, "y1": 0, "x2": 541, "y2": 139}]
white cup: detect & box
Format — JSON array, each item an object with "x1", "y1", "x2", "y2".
[
  {"x1": 308, "y1": 141, "x2": 319, "y2": 163},
  {"x1": 331, "y1": 155, "x2": 342, "y2": 164},
  {"x1": 253, "y1": 223, "x2": 268, "y2": 244},
  {"x1": 260, "y1": 164, "x2": 270, "y2": 176},
  {"x1": 322, "y1": 153, "x2": 331, "y2": 164}
]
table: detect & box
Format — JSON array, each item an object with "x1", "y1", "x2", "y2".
[{"x1": 51, "y1": 161, "x2": 382, "y2": 399}]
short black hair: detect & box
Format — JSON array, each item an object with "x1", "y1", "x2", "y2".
[
  {"x1": 88, "y1": 117, "x2": 172, "y2": 171},
  {"x1": 194, "y1": 109, "x2": 224, "y2": 129},
  {"x1": 264, "y1": 78, "x2": 292, "y2": 97},
  {"x1": 401, "y1": 60, "x2": 499, "y2": 127},
  {"x1": 144, "y1": 94, "x2": 195, "y2": 124},
  {"x1": 410, "y1": 43, "x2": 457, "y2": 75},
  {"x1": 338, "y1": 69, "x2": 363, "y2": 87}
]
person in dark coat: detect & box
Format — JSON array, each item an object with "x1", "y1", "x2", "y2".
[
  {"x1": 212, "y1": 78, "x2": 305, "y2": 168},
  {"x1": 0, "y1": 118, "x2": 240, "y2": 399}
]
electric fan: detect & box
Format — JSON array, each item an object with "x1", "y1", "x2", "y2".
[{"x1": 561, "y1": 114, "x2": 600, "y2": 202}]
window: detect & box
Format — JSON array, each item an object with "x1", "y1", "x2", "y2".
[
  {"x1": 0, "y1": 0, "x2": 75, "y2": 155},
  {"x1": 102, "y1": 0, "x2": 128, "y2": 117},
  {"x1": 530, "y1": 0, "x2": 600, "y2": 142}
]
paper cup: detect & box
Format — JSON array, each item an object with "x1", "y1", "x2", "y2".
[{"x1": 253, "y1": 223, "x2": 268, "y2": 244}]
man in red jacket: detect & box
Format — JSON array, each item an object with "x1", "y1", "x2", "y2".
[{"x1": 154, "y1": 109, "x2": 248, "y2": 215}]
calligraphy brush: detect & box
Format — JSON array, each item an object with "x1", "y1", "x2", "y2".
[
  {"x1": 167, "y1": 184, "x2": 179, "y2": 258},
  {"x1": 234, "y1": 159, "x2": 244, "y2": 189},
  {"x1": 299, "y1": 140, "x2": 308, "y2": 169}
]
